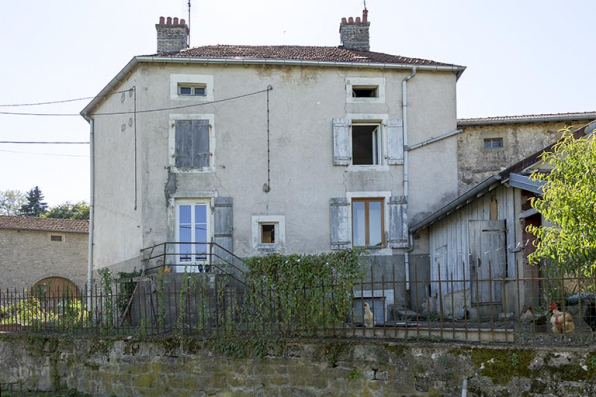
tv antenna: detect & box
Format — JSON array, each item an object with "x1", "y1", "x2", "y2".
[
  {"x1": 187, "y1": 0, "x2": 191, "y2": 48},
  {"x1": 363, "y1": 0, "x2": 367, "y2": 10}
]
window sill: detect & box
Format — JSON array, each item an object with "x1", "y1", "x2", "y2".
[
  {"x1": 170, "y1": 166, "x2": 216, "y2": 174},
  {"x1": 346, "y1": 165, "x2": 390, "y2": 172}
]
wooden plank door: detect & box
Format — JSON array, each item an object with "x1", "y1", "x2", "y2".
[{"x1": 469, "y1": 220, "x2": 507, "y2": 305}]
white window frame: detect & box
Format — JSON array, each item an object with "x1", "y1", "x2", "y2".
[
  {"x1": 252, "y1": 215, "x2": 286, "y2": 253},
  {"x1": 174, "y1": 199, "x2": 213, "y2": 273},
  {"x1": 347, "y1": 191, "x2": 392, "y2": 255},
  {"x1": 347, "y1": 114, "x2": 390, "y2": 171},
  {"x1": 169, "y1": 114, "x2": 216, "y2": 173},
  {"x1": 170, "y1": 74, "x2": 214, "y2": 101},
  {"x1": 346, "y1": 77, "x2": 385, "y2": 104}
]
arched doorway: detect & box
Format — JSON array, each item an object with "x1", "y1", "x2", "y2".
[{"x1": 31, "y1": 277, "x2": 80, "y2": 314}]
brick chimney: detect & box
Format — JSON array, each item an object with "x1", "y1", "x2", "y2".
[
  {"x1": 156, "y1": 16, "x2": 189, "y2": 53},
  {"x1": 339, "y1": 9, "x2": 370, "y2": 51}
]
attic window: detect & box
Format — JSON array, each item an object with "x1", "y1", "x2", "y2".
[
  {"x1": 179, "y1": 84, "x2": 206, "y2": 96},
  {"x1": 352, "y1": 86, "x2": 378, "y2": 98},
  {"x1": 484, "y1": 138, "x2": 503, "y2": 148},
  {"x1": 50, "y1": 235, "x2": 63, "y2": 242}
]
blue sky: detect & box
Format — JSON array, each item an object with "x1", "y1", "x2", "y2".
[{"x1": 0, "y1": 0, "x2": 594, "y2": 205}]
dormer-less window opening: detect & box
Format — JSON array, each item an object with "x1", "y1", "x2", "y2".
[
  {"x1": 484, "y1": 138, "x2": 503, "y2": 148},
  {"x1": 179, "y1": 84, "x2": 206, "y2": 96},
  {"x1": 352, "y1": 86, "x2": 378, "y2": 98},
  {"x1": 352, "y1": 124, "x2": 381, "y2": 165}
]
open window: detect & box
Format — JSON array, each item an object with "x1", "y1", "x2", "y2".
[
  {"x1": 352, "y1": 123, "x2": 381, "y2": 165},
  {"x1": 252, "y1": 215, "x2": 285, "y2": 253},
  {"x1": 352, "y1": 85, "x2": 378, "y2": 98}
]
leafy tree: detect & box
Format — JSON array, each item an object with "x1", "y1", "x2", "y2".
[
  {"x1": 19, "y1": 186, "x2": 48, "y2": 217},
  {"x1": 0, "y1": 189, "x2": 26, "y2": 216},
  {"x1": 43, "y1": 201, "x2": 90, "y2": 220},
  {"x1": 527, "y1": 128, "x2": 596, "y2": 275}
]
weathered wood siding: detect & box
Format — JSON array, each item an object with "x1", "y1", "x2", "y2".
[{"x1": 428, "y1": 184, "x2": 517, "y2": 299}]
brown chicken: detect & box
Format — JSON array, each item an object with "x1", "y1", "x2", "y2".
[{"x1": 549, "y1": 301, "x2": 575, "y2": 334}]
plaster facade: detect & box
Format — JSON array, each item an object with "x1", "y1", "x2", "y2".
[{"x1": 88, "y1": 61, "x2": 460, "y2": 278}]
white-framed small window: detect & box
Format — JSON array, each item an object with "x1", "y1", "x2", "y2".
[
  {"x1": 178, "y1": 84, "x2": 206, "y2": 97},
  {"x1": 484, "y1": 137, "x2": 504, "y2": 148},
  {"x1": 170, "y1": 74, "x2": 214, "y2": 101},
  {"x1": 169, "y1": 114, "x2": 216, "y2": 173},
  {"x1": 346, "y1": 77, "x2": 385, "y2": 104},
  {"x1": 252, "y1": 215, "x2": 285, "y2": 253}
]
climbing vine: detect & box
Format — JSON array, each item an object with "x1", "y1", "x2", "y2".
[{"x1": 244, "y1": 249, "x2": 364, "y2": 335}]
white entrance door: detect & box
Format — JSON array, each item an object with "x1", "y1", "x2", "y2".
[{"x1": 175, "y1": 200, "x2": 211, "y2": 272}]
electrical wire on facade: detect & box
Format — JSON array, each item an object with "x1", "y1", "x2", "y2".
[
  {"x1": 0, "y1": 88, "x2": 271, "y2": 117},
  {"x1": 0, "y1": 89, "x2": 132, "y2": 107},
  {"x1": 0, "y1": 141, "x2": 89, "y2": 144}
]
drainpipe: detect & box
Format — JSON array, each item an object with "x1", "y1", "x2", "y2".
[
  {"x1": 402, "y1": 68, "x2": 416, "y2": 293},
  {"x1": 82, "y1": 113, "x2": 95, "y2": 305}
]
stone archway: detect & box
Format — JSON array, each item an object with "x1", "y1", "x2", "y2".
[{"x1": 31, "y1": 277, "x2": 80, "y2": 314}]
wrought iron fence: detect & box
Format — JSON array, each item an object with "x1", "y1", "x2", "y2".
[{"x1": 1, "y1": 256, "x2": 595, "y2": 346}]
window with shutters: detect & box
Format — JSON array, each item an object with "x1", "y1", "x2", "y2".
[
  {"x1": 169, "y1": 114, "x2": 215, "y2": 172},
  {"x1": 330, "y1": 192, "x2": 406, "y2": 252},
  {"x1": 333, "y1": 117, "x2": 403, "y2": 168},
  {"x1": 352, "y1": 198, "x2": 385, "y2": 247},
  {"x1": 252, "y1": 215, "x2": 285, "y2": 253},
  {"x1": 175, "y1": 199, "x2": 211, "y2": 272}
]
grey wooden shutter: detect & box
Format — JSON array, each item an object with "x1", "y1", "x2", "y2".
[
  {"x1": 330, "y1": 198, "x2": 351, "y2": 250},
  {"x1": 194, "y1": 120, "x2": 210, "y2": 168},
  {"x1": 388, "y1": 196, "x2": 408, "y2": 248},
  {"x1": 332, "y1": 118, "x2": 351, "y2": 166},
  {"x1": 213, "y1": 197, "x2": 233, "y2": 264},
  {"x1": 174, "y1": 120, "x2": 192, "y2": 168},
  {"x1": 386, "y1": 118, "x2": 404, "y2": 165}
]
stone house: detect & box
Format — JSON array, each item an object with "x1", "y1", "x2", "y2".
[
  {"x1": 0, "y1": 216, "x2": 88, "y2": 292},
  {"x1": 456, "y1": 111, "x2": 596, "y2": 194},
  {"x1": 411, "y1": 120, "x2": 596, "y2": 320},
  {"x1": 81, "y1": 9, "x2": 467, "y2": 316}
]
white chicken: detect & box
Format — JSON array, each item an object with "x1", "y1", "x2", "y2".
[{"x1": 363, "y1": 302, "x2": 374, "y2": 328}]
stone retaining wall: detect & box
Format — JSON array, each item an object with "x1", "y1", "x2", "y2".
[{"x1": 1, "y1": 335, "x2": 596, "y2": 396}]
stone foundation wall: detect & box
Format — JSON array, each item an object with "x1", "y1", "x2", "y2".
[{"x1": 1, "y1": 335, "x2": 596, "y2": 396}]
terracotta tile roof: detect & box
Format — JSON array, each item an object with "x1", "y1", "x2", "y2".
[
  {"x1": 458, "y1": 111, "x2": 596, "y2": 126},
  {"x1": 0, "y1": 216, "x2": 88, "y2": 233},
  {"x1": 154, "y1": 45, "x2": 462, "y2": 68}
]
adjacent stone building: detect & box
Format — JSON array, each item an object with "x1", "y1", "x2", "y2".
[
  {"x1": 457, "y1": 111, "x2": 596, "y2": 194},
  {"x1": 0, "y1": 216, "x2": 88, "y2": 291}
]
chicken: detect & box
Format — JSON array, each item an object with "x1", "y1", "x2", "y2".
[
  {"x1": 363, "y1": 302, "x2": 374, "y2": 328},
  {"x1": 549, "y1": 301, "x2": 575, "y2": 334}
]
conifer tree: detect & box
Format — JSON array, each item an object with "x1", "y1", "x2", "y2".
[{"x1": 20, "y1": 186, "x2": 48, "y2": 217}]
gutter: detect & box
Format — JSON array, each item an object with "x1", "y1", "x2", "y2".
[
  {"x1": 411, "y1": 175, "x2": 502, "y2": 233},
  {"x1": 81, "y1": 113, "x2": 95, "y2": 299},
  {"x1": 408, "y1": 129, "x2": 463, "y2": 151},
  {"x1": 457, "y1": 113, "x2": 596, "y2": 127},
  {"x1": 402, "y1": 67, "x2": 417, "y2": 291},
  {"x1": 81, "y1": 56, "x2": 466, "y2": 116}
]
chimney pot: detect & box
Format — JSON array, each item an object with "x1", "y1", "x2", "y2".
[
  {"x1": 156, "y1": 16, "x2": 189, "y2": 53},
  {"x1": 339, "y1": 10, "x2": 370, "y2": 51}
]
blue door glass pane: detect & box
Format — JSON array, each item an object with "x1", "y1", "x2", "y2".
[
  {"x1": 352, "y1": 201, "x2": 366, "y2": 247},
  {"x1": 179, "y1": 205, "x2": 191, "y2": 224},
  {"x1": 195, "y1": 204, "x2": 207, "y2": 224},
  {"x1": 180, "y1": 224, "x2": 192, "y2": 262}
]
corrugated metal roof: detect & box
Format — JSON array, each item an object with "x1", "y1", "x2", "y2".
[
  {"x1": 0, "y1": 216, "x2": 89, "y2": 233},
  {"x1": 458, "y1": 111, "x2": 596, "y2": 126}
]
